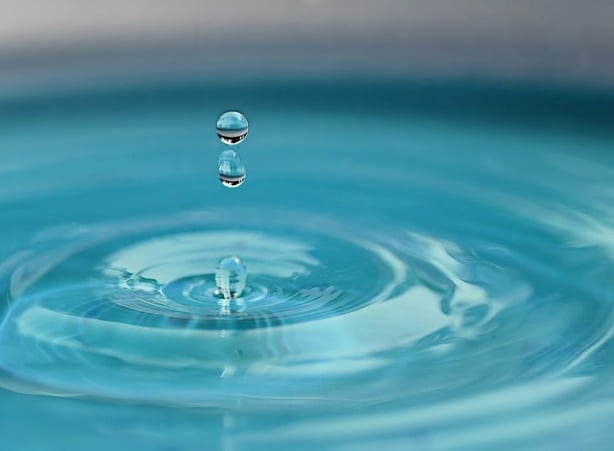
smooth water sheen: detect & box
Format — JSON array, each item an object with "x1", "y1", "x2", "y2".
[{"x1": 0, "y1": 80, "x2": 613, "y2": 450}]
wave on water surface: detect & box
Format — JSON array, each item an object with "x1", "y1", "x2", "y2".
[{"x1": 0, "y1": 81, "x2": 613, "y2": 449}]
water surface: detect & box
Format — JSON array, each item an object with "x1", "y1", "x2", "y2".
[{"x1": 0, "y1": 80, "x2": 613, "y2": 450}]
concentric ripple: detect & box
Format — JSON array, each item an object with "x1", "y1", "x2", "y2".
[
  {"x1": 0, "y1": 209, "x2": 529, "y2": 404},
  {"x1": 1, "y1": 81, "x2": 613, "y2": 449}
]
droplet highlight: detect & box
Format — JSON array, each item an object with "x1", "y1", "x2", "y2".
[
  {"x1": 218, "y1": 149, "x2": 246, "y2": 188},
  {"x1": 215, "y1": 256, "x2": 247, "y2": 300},
  {"x1": 216, "y1": 111, "x2": 248, "y2": 145}
]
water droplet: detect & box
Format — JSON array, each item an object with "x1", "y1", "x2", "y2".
[
  {"x1": 216, "y1": 111, "x2": 248, "y2": 145},
  {"x1": 218, "y1": 149, "x2": 246, "y2": 188},
  {"x1": 215, "y1": 256, "x2": 247, "y2": 300}
]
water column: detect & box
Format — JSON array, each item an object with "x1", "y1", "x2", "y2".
[{"x1": 214, "y1": 111, "x2": 249, "y2": 311}]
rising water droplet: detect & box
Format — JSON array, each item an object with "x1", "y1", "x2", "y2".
[
  {"x1": 216, "y1": 111, "x2": 248, "y2": 145},
  {"x1": 218, "y1": 149, "x2": 246, "y2": 188},
  {"x1": 215, "y1": 256, "x2": 247, "y2": 300}
]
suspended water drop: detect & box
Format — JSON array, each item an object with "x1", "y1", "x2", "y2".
[
  {"x1": 216, "y1": 111, "x2": 248, "y2": 145},
  {"x1": 218, "y1": 149, "x2": 246, "y2": 188},
  {"x1": 215, "y1": 256, "x2": 247, "y2": 300}
]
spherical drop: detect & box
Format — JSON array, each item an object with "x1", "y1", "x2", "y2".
[
  {"x1": 216, "y1": 111, "x2": 248, "y2": 145},
  {"x1": 215, "y1": 256, "x2": 247, "y2": 300},
  {"x1": 218, "y1": 149, "x2": 246, "y2": 188}
]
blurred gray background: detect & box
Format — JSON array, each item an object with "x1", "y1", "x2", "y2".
[{"x1": 1, "y1": 0, "x2": 614, "y2": 89}]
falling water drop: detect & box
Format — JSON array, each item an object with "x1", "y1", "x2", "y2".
[
  {"x1": 215, "y1": 256, "x2": 247, "y2": 300},
  {"x1": 216, "y1": 111, "x2": 248, "y2": 145},
  {"x1": 218, "y1": 149, "x2": 246, "y2": 188}
]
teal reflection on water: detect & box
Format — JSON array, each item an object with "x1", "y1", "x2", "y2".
[{"x1": 0, "y1": 80, "x2": 613, "y2": 450}]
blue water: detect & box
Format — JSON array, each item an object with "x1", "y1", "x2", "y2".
[{"x1": 0, "y1": 80, "x2": 613, "y2": 450}]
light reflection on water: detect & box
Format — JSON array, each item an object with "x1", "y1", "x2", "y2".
[{"x1": 0, "y1": 81, "x2": 613, "y2": 450}]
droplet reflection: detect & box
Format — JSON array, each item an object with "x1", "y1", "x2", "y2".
[
  {"x1": 216, "y1": 111, "x2": 248, "y2": 145},
  {"x1": 218, "y1": 149, "x2": 246, "y2": 188}
]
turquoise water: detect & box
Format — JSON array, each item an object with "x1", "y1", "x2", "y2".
[{"x1": 0, "y1": 80, "x2": 613, "y2": 450}]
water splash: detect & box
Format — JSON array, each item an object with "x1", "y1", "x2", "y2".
[
  {"x1": 1, "y1": 81, "x2": 613, "y2": 449},
  {"x1": 215, "y1": 255, "x2": 247, "y2": 300}
]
